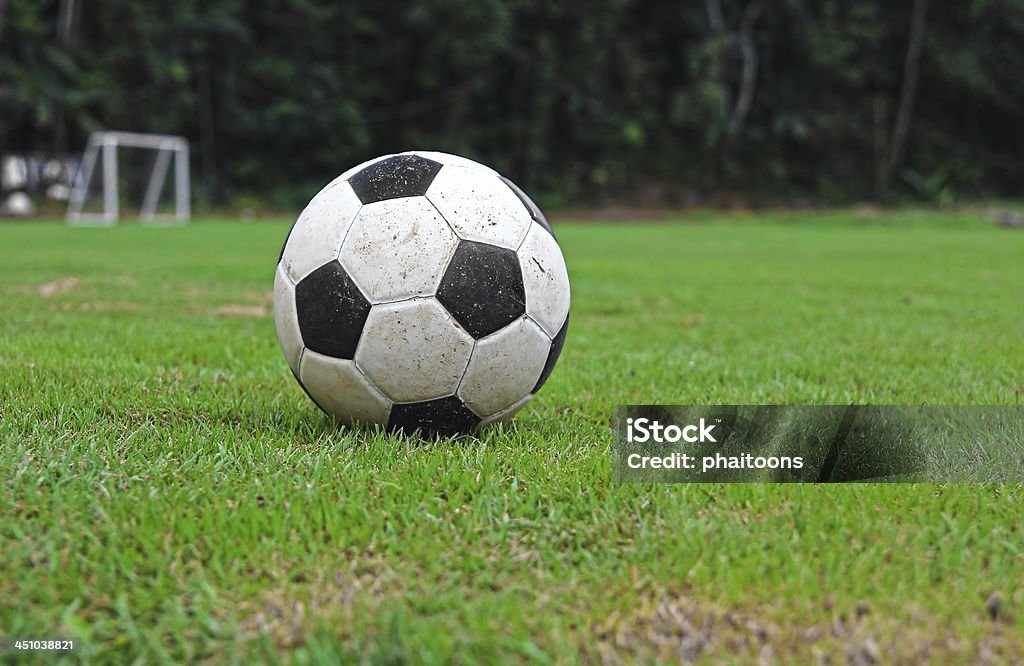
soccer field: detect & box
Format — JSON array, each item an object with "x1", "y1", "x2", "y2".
[{"x1": 2, "y1": 212, "x2": 1022, "y2": 663}]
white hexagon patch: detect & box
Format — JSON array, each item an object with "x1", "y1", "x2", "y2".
[
  {"x1": 281, "y1": 180, "x2": 362, "y2": 283},
  {"x1": 478, "y1": 394, "x2": 533, "y2": 428},
  {"x1": 518, "y1": 222, "x2": 570, "y2": 337},
  {"x1": 426, "y1": 166, "x2": 533, "y2": 250},
  {"x1": 406, "y1": 151, "x2": 498, "y2": 175},
  {"x1": 458, "y1": 317, "x2": 549, "y2": 417},
  {"x1": 299, "y1": 351, "x2": 392, "y2": 425},
  {"x1": 355, "y1": 298, "x2": 474, "y2": 403},
  {"x1": 339, "y1": 197, "x2": 458, "y2": 303},
  {"x1": 273, "y1": 264, "x2": 303, "y2": 375}
]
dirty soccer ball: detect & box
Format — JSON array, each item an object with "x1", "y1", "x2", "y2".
[{"x1": 273, "y1": 151, "x2": 570, "y2": 434}]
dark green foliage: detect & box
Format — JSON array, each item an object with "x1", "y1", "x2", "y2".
[{"x1": 3, "y1": 0, "x2": 1024, "y2": 206}]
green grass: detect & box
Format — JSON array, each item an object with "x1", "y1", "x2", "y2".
[{"x1": 1, "y1": 210, "x2": 1023, "y2": 664}]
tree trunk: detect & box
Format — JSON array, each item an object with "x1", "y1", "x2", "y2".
[
  {"x1": 54, "y1": 0, "x2": 80, "y2": 153},
  {"x1": 57, "y1": 0, "x2": 79, "y2": 47},
  {"x1": 196, "y1": 59, "x2": 218, "y2": 203},
  {"x1": 873, "y1": 95, "x2": 889, "y2": 196},
  {"x1": 729, "y1": 1, "x2": 762, "y2": 135},
  {"x1": 704, "y1": 0, "x2": 730, "y2": 120},
  {"x1": 886, "y1": 0, "x2": 929, "y2": 185},
  {"x1": 704, "y1": 0, "x2": 725, "y2": 32}
]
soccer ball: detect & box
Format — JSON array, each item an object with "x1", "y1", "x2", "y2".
[{"x1": 273, "y1": 151, "x2": 570, "y2": 434}]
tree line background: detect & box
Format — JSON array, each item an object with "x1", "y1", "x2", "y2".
[{"x1": 2, "y1": 0, "x2": 1023, "y2": 209}]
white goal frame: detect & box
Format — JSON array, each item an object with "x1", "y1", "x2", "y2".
[{"x1": 66, "y1": 131, "x2": 190, "y2": 225}]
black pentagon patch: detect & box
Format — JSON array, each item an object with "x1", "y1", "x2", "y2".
[
  {"x1": 437, "y1": 241, "x2": 526, "y2": 339},
  {"x1": 499, "y1": 175, "x2": 555, "y2": 239},
  {"x1": 295, "y1": 261, "x2": 371, "y2": 359},
  {"x1": 348, "y1": 155, "x2": 442, "y2": 204},
  {"x1": 532, "y1": 313, "x2": 568, "y2": 394},
  {"x1": 388, "y1": 395, "x2": 480, "y2": 435}
]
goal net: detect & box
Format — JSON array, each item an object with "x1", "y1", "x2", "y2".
[{"x1": 66, "y1": 131, "x2": 190, "y2": 225}]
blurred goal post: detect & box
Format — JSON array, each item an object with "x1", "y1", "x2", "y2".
[{"x1": 66, "y1": 131, "x2": 191, "y2": 225}]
